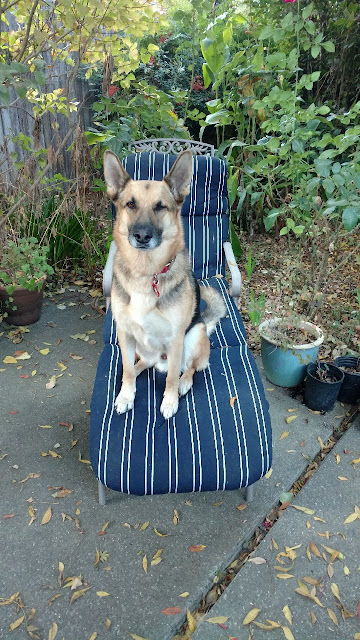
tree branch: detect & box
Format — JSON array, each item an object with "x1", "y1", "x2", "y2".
[{"x1": 16, "y1": 0, "x2": 40, "y2": 62}]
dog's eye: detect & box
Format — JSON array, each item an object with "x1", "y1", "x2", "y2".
[
  {"x1": 154, "y1": 201, "x2": 166, "y2": 212},
  {"x1": 126, "y1": 199, "x2": 136, "y2": 209}
]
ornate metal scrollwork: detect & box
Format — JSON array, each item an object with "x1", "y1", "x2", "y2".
[{"x1": 128, "y1": 138, "x2": 215, "y2": 157}]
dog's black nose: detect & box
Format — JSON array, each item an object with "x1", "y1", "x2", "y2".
[{"x1": 132, "y1": 224, "x2": 153, "y2": 245}]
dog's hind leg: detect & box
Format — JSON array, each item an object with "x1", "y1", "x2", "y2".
[{"x1": 179, "y1": 323, "x2": 210, "y2": 397}]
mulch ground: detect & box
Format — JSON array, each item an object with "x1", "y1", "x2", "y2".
[{"x1": 237, "y1": 232, "x2": 360, "y2": 359}]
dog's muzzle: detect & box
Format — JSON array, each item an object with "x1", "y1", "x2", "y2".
[{"x1": 129, "y1": 223, "x2": 161, "y2": 250}]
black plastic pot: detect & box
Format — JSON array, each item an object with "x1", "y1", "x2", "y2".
[
  {"x1": 304, "y1": 362, "x2": 344, "y2": 413},
  {"x1": 334, "y1": 356, "x2": 360, "y2": 404}
]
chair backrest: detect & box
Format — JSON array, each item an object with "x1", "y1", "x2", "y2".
[
  {"x1": 120, "y1": 151, "x2": 229, "y2": 279},
  {"x1": 128, "y1": 138, "x2": 215, "y2": 157}
]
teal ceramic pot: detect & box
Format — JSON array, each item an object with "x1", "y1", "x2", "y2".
[{"x1": 258, "y1": 318, "x2": 324, "y2": 388}]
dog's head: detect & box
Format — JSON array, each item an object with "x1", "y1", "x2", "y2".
[{"x1": 103, "y1": 150, "x2": 193, "y2": 252}]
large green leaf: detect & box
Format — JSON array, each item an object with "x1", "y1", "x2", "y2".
[
  {"x1": 342, "y1": 206, "x2": 360, "y2": 231},
  {"x1": 229, "y1": 221, "x2": 242, "y2": 258}
]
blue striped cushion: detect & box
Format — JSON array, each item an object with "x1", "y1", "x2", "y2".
[
  {"x1": 90, "y1": 343, "x2": 272, "y2": 494},
  {"x1": 103, "y1": 276, "x2": 246, "y2": 349},
  {"x1": 119, "y1": 152, "x2": 229, "y2": 280}
]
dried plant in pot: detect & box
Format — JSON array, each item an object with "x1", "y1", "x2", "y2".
[
  {"x1": 258, "y1": 317, "x2": 324, "y2": 388},
  {"x1": 304, "y1": 361, "x2": 344, "y2": 413},
  {"x1": 0, "y1": 237, "x2": 54, "y2": 325}
]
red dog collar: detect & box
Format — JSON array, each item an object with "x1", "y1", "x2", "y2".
[{"x1": 152, "y1": 257, "x2": 176, "y2": 297}]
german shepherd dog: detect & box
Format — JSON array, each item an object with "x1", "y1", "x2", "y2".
[{"x1": 103, "y1": 150, "x2": 226, "y2": 419}]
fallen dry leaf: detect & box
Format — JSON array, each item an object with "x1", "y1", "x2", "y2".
[
  {"x1": 142, "y1": 555, "x2": 148, "y2": 574},
  {"x1": 282, "y1": 626, "x2": 295, "y2": 640},
  {"x1": 179, "y1": 592, "x2": 189, "y2": 598},
  {"x1": 188, "y1": 545, "x2": 206, "y2": 552},
  {"x1": 161, "y1": 607, "x2": 182, "y2": 615},
  {"x1": 105, "y1": 619, "x2": 111, "y2": 629},
  {"x1": 139, "y1": 521, "x2": 149, "y2": 532},
  {"x1": 206, "y1": 616, "x2": 229, "y2": 624},
  {"x1": 129, "y1": 635, "x2": 150, "y2": 640},
  {"x1": 173, "y1": 509, "x2": 179, "y2": 525},
  {"x1": 9, "y1": 615, "x2": 24, "y2": 631},
  {"x1": 187, "y1": 609, "x2": 197, "y2": 632},
  {"x1": 285, "y1": 416, "x2": 297, "y2": 424},
  {"x1": 236, "y1": 504, "x2": 247, "y2": 511},
  {"x1": 243, "y1": 608, "x2": 261, "y2": 625},
  {"x1": 96, "y1": 591, "x2": 110, "y2": 597},
  {"x1": 331, "y1": 583, "x2": 341, "y2": 601},
  {"x1": 280, "y1": 431, "x2": 290, "y2": 439},
  {"x1": 248, "y1": 557, "x2": 266, "y2": 565},
  {"x1": 153, "y1": 528, "x2": 169, "y2": 537},
  {"x1": 48, "y1": 622, "x2": 58, "y2": 640},
  {"x1": 282, "y1": 605, "x2": 292, "y2": 625},
  {"x1": 41, "y1": 506, "x2": 52, "y2": 525},
  {"x1": 327, "y1": 608, "x2": 339, "y2": 626},
  {"x1": 70, "y1": 587, "x2": 91, "y2": 604},
  {"x1": 291, "y1": 505, "x2": 315, "y2": 515}
]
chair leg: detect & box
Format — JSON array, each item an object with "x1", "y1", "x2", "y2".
[
  {"x1": 98, "y1": 479, "x2": 106, "y2": 505},
  {"x1": 245, "y1": 483, "x2": 254, "y2": 502}
]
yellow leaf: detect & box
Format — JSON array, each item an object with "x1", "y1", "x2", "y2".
[
  {"x1": 344, "y1": 512, "x2": 358, "y2": 524},
  {"x1": 153, "y1": 528, "x2": 169, "y2": 537},
  {"x1": 337, "y1": 476, "x2": 348, "y2": 481},
  {"x1": 280, "y1": 431, "x2": 290, "y2": 439},
  {"x1": 334, "y1": 453, "x2": 340, "y2": 464},
  {"x1": 206, "y1": 616, "x2": 229, "y2": 624},
  {"x1": 139, "y1": 521, "x2": 149, "y2": 531},
  {"x1": 41, "y1": 506, "x2": 52, "y2": 525},
  {"x1": 254, "y1": 622, "x2": 277, "y2": 630},
  {"x1": 46, "y1": 376, "x2": 57, "y2": 389},
  {"x1": 291, "y1": 505, "x2": 315, "y2": 515},
  {"x1": 285, "y1": 416, "x2": 297, "y2": 424},
  {"x1": 243, "y1": 608, "x2": 261, "y2": 625},
  {"x1": 142, "y1": 555, "x2": 148, "y2": 574},
  {"x1": 57, "y1": 362, "x2": 67, "y2": 371},
  {"x1": 236, "y1": 503, "x2": 248, "y2": 511},
  {"x1": 265, "y1": 620, "x2": 281, "y2": 628},
  {"x1": 179, "y1": 592, "x2": 189, "y2": 598},
  {"x1": 282, "y1": 626, "x2": 295, "y2": 640},
  {"x1": 327, "y1": 608, "x2": 338, "y2": 626},
  {"x1": 9, "y1": 616, "x2": 24, "y2": 631},
  {"x1": 152, "y1": 549, "x2": 163, "y2": 560},
  {"x1": 265, "y1": 467, "x2": 273, "y2": 479},
  {"x1": 277, "y1": 574, "x2": 294, "y2": 579},
  {"x1": 39, "y1": 425, "x2": 52, "y2": 429},
  {"x1": 129, "y1": 635, "x2": 150, "y2": 640},
  {"x1": 309, "y1": 541, "x2": 321, "y2": 557},
  {"x1": 48, "y1": 622, "x2": 58, "y2": 640},
  {"x1": 330, "y1": 583, "x2": 341, "y2": 601},
  {"x1": 327, "y1": 564, "x2": 334, "y2": 578},
  {"x1": 313, "y1": 516, "x2": 326, "y2": 523},
  {"x1": 89, "y1": 634, "x2": 97, "y2": 640},
  {"x1": 39, "y1": 348, "x2": 50, "y2": 355},
  {"x1": 94, "y1": 549, "x2": 100, "y2": 567},
  {"x1": 282, "y1": 605, "x2": 292, "y2": 625},
  {"x1": 187, "y1": 609, "x2": 197, "y2": 632},
  {"x1": 351, "y1": 458, "x2": 360, "y2": 465},
  {"x1": 287, "y1": 408, "x2": 297, "y2": 412},
  {"x1": 151, "y1": 557, "x2": 162, "y2": 566},
  {"x1": 70, "y1": 587, "x2": 91, "y2": 603},
  {"x1": 96, "y1": 591, "x2": 110, "y2": 597},
  {"x1": 48, "y1": 594, "x2": 61, "y2": 606},
  {"x1": 272, "y1": 538, "x2": 278, "y2": 550},
  {"x1": 105, "y1": 619, "x2": 111, "y2": 629},
  {"x1": 354, "y1": 635, "x2": 360, "y2": 640},
  {"x1": 3, "y1": 356, "x2": 18, "y2": 364},
  {"x1": 344, "y1": 565, "x2": 350, "y2": 575},
  {"x1": 310, "y1": 611, "x2": 316, "y2": 624},
  {"x1": 173, "y1": 509, "x2": 179, "y2": 525}
]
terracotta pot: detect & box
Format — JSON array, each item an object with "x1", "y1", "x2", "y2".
[{"x1": 0, "y1": 284, "x2": 44, "y2": 325}]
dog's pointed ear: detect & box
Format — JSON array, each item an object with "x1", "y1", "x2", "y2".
[
  {"x1": 103, "y1": 150, "x2": 131, "y2": 201},
  {"x1": 164, "y1": 150, "x2": 193, "y2": 203}
]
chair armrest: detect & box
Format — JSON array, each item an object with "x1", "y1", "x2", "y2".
[
  {"x1": 223, "y1": 241, "x2": 242, "y2": 299},
  {"x1": 102, "y1": 240, "x2": 117, "y2": 308}
]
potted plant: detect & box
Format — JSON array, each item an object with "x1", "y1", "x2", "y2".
[
  {"x1": 334, "y1": 356, "x2": 360, "y2": 404},
  {"x1": 304, "y1": 361, "x2": 344, "y2": 413},
  {"x1": 258, "y1": 317, "x2": 324, "y2": 387},
  {"x1": 0, "y1": 237, "x2": 54, "y2": 325}
]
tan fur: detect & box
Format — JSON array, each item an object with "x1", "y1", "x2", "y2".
[{"x1": 104, "y1": 150, "x2": 225, "y2": 419}]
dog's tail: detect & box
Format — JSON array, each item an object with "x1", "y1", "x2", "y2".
[{"x1": 200, "y1": 285, "x2": 227, "y2": 336}]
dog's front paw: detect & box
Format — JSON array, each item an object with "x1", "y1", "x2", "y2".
[
  {"x1": 114, "y1": 386, "x2": 135, "y2": 414},
  {"x1": 160, "y1": 393, "x2": 179, "y2": 420}
]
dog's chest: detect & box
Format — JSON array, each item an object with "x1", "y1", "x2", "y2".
[{"x1": 124, "y1": 291, "x2": 174, "y2": 345}]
